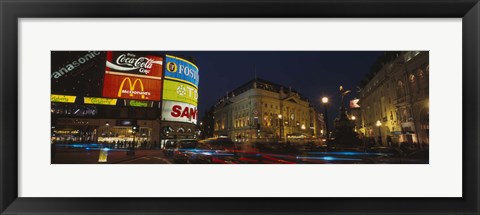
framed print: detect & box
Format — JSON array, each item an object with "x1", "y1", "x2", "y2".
[{"x1": 1, "y1": 0, "x2": 479, "y2": 214}]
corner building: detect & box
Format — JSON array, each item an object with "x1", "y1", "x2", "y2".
[
  {"x1": 51, "y1": 51, "x2": 199, "y2": 148},
  {"x1": 213, "y1": 78, "x2": 323, "y2": 143},
  {"x1": 358, "y1": 51, "x2": 429, "y2": 146}
]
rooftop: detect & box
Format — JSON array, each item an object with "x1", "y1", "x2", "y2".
[{"x1": 214, "y1": 78, "x2": 312, "y2": 107}]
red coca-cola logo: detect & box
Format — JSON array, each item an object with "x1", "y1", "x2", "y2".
[
  {"x1": 105, "y1": 52, "x2": 163, "y2": 77},
  {"x1": 115, "y1": 54, "x2": 155, "y2": 74}
]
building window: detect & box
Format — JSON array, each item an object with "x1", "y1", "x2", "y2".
[
  {"x1": 396, "y1": 81, "x2": 406, "y2": 99},
  {"x1": 409, "y1": 74, "x2": 419, "y2": 93},
  {"x1": 409, "y1": 74, "x2": 415, "y2": 83}
]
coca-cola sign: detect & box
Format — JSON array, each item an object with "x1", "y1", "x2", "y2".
[{"x1": 105, "y1": 51, "x2": 163, "y2": 77}]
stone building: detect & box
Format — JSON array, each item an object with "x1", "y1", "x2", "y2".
[
  {"x1": 358, "y1": 51, "x2": 429, "y2": 146},
  {"x1": 213, "y1": 78, "x2": 323, "y2": 143}
]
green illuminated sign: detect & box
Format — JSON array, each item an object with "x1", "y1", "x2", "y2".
[{"x1": 129, "y1": 100, "x2": 148, "y2": 107}]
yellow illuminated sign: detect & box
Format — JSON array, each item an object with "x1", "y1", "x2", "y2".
[
  {"x1": 98, "y1": 149, "x2": 108, "y2": 163},
  {"x1": 163, "y1": 80, "x2": 198, "y2": 106},
  {"x1": 55, "y1": 130, "x2": 80, "y2": 134},
  {"x1": 84, "y1": 97, "x2": 117, "y2": 105},
  {"x1": 51, "y1": 94, "x2": 76, "y2": 103},
  {"x1": 118, "y1": 77, "x2": 145, "y2": 99}
]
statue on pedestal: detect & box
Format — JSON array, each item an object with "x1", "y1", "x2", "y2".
[{"x1": 332, "y1": 85, "x2": 361, "y2": 150}]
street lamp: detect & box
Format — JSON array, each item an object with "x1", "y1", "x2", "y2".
[
  {"x1": 278, "y1": 114, "x2": 284, "y2": 142},
  {"x1": 376, "y1": 120, "x2": 382, "y2": 145},
  {"x1": 322, "y1": 97, "x2": 330, "y2": 150},
  {"x1": 351, "y1": 116, "x2": 356, "y2": 120},
  {"x1": 105, "y1": 121, "x2": 110, "y2": 148},
  {"x1": 127, "y1": 124, "x2": 139, "y2": 156}
]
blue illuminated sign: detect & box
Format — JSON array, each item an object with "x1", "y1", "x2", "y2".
[{"x1": 164, "y1": 55, "x2": 199, "y2": 87}]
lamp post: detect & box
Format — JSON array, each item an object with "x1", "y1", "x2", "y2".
[
  {"x1": 278, "y1": 114, "x2": 284, "y2": 142},
  {"x1": 351, "y1": 115, "x2": 357, "y2": 133},
  {"x1": 105, "y1": 121, "x2": 110, "y2": 148},
  {"x1": 322, "y1": 97, "x2": 330, "y2": 149},
  {"x1": 376, "y1": 120, "x2": 382, "y2": 146},
  {"x1": 128, "y1": 124, "x2": 139, "y2": 156}
]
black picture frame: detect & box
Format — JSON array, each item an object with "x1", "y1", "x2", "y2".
[{"x1": 1, "y1": 0, "x2": 478, "y2": 214}]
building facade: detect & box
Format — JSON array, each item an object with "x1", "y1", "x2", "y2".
[
  {"x1": 358, "y1": 51, "x2": 429, "y2": 146},
  {"x1": 213, "y1": 78, "x2": 323, "y2": 143}
]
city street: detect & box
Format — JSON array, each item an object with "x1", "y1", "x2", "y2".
[
  {"x1": 52, "y1": 148, "x2": 172, "y2": 164},
  {"x1": 51, "y1": 142, "x2": 428, "y2": 164}
]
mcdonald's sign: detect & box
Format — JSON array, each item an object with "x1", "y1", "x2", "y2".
[
  {"x1": 117, "y1": 77, "x2": 148, "y2": 99},
  {"x1": 102, "y1": 74, "x2": 162, "y2": 101}
]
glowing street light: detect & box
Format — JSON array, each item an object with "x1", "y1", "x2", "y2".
[
  {"x1": 376, "y1": 120, "x2": 382, "y2": 145},
  {"x1": 278, "y1": 114, "x2": 284, "y2": 142},
  {"x1": 321, "y1": 96, "x2": 330, "y2": 150},
  {"x1": 322, "y1": 97, "x2": 329, "y2": 104},
  {"x1": 351, "y1": 115, "x2": 356, "y2": 120}
]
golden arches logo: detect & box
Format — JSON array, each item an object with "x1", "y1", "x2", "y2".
[{"x1": 118, "y1": 77, "x2": 145, "y2": 99}]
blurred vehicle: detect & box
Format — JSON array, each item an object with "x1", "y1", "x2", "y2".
[
  {"x1": 163, "y1": 140, "x2": 177, "y2": 158},
  {"x1": 187, "y1": 138, "x2": 239, "y2": 164},
  {"x1": 173, "y1": 139, "x2": 198, "y2": 163},
  {"x1": 367, "y1": 146, "x2": 402, "y2": 156},
  {"x1": 255, "y1": 142, "x2": 283, "y2": 153},
  {"x1": 205, "y1": 138, "x2": 236, "y2": 152}
]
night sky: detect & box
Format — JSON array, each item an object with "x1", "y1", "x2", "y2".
[{"x1": 166, "y1": 51, "x2": 385, "y2": 123}]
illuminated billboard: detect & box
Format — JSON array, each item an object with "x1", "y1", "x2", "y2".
[
  {"x1": 102, "y1": 52, "x2": 163, "y2": 101},
  {"x1": 106, "y1": 52, "x2": 163, "y2": 77},
  {"x1": 51, "y1": 94, "x2": 76, "y2": 103},
  {"x1": 124, "y1": 99, "x2": 154, "y2": 108},
  {"x1": 162, "y1": 79, "x2": 198, "y2": 106},
  {"x1": 103, "y1": 75, "x2": 162, "y2": 101},
  {"x1": 84, "y1": 97, "x2": 117, "y2": 105},
  {"x1": 161, "y1": 100, "x2": 198, "y2": 124},
  {"x1": 164, "y1": 54, "x2": 199, "y2": 87},
  {"x1": 51, "y1": 51, "x2": 107, "y2": 97}
]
